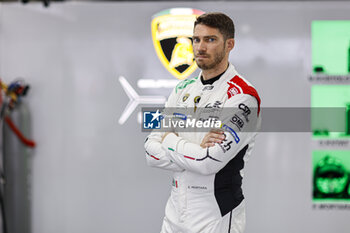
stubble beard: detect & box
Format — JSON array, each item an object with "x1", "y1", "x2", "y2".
[{"x1": 196, "y1": 46, "x2": 226, "y2": 70}]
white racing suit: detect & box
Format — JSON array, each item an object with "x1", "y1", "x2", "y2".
[{"x1": 144, "y1": 63, "x2": 261, "y2": 233}]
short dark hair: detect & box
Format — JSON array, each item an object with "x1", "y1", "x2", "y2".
[{"x1": 194, "y1": 12, "x2": 235, "y2": 40}]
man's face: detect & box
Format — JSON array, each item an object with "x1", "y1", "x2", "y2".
[{"x1": 192, "y1": 24, "x2": 228, "y2": 70}]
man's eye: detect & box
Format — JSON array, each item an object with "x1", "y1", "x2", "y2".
[
  {"x1": 193, "y1": 38, "x2": 200, "y2": 43},
  {"x1": 208, "y1": 38, "x2": 215, "y2": 42}
]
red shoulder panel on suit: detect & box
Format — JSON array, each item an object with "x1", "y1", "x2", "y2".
[{"x1": 227, "y1": 75, "x2": 261, "y2": 115}]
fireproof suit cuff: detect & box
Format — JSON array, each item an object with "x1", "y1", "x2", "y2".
[{"x1": 144, "y1": 132, "x2": 184, "y2": 172}]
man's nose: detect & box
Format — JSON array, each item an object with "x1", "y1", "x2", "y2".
[
  {"x1": 196, "y1": 41, "x2": 207, "y2": 52},
  {"x1": 197, "y1": 41, "x2": 206, "y2": 52}
]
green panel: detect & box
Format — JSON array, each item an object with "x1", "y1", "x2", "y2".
[
  {"x1": 312, "y1": 20, "x2": 350, "y2": 75},
  {"x1": 312, "y1": 150, "x2": 350, "y2": 203},
  {"x1": 311, "y1": 85, "x2": 350, "y2": 138}
]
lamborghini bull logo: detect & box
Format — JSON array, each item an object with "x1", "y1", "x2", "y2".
[
  {"x1": 151, "y1": 8, "x2": 204, "y2": 80},
  {"x1": 169, "y1": 37, "x2": 194, "y2": 69}
]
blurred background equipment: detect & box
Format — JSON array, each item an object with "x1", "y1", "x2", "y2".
[{"x1": 0, "y1": 79, "x2": 35, "y2": 233}]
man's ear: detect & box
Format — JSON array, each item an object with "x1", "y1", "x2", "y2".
[{"x1": 226, "y1": 38, "x2": 235, "y2": 51}]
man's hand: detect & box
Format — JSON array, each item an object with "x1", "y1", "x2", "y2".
[
  {"x1": 200, "y1": 129, "x2": 225, "y2": 148},
  {"x1": 161, "y1": 132, "x2": 178, "y2": 142}
]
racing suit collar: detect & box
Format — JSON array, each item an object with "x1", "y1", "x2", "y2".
[
  {"x1": 200, "y1": 64, "x2": 229, "y2": 85},
  {"x1": 197, "y1": 63, "x2": 237, "y2": 88}
]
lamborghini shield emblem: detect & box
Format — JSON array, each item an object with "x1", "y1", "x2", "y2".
[{"x1": 151, "y1": 8, "x2": 204, "y2": 80}]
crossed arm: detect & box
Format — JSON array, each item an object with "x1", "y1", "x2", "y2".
[
  {"x1": 144, "y1": 130, "x2": 224, "y2": 172},
  {"x1": 144, "y1": 94, "x2": 260, "y2": 175}
]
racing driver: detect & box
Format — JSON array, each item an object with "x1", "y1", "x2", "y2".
[{"x1": 144, "y1": 12, "x2": 261, "y2": 233}]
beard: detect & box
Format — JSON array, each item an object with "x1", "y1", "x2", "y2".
[{"x1": 195, "y1": 46, "x2": 226, "y2": 70}]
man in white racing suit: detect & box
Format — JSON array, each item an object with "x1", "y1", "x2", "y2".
[{"x1": 144, "y1": 12, "x2": 261, "y2": 233}]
